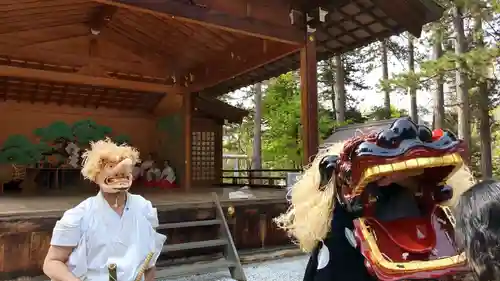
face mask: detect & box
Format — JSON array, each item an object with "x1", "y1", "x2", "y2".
[{"x1": 95, "y1": 158, "x2": 134, "y2": 193}]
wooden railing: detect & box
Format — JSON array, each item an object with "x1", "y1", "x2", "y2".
[{"x1": 221, "y1": 169, "x2": 302, "y2": 188}]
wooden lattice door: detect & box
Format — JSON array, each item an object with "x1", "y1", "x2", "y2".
[{"x1": 191, "y1": 130, "x2": 216, "y2": 184}]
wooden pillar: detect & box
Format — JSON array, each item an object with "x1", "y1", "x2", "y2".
[
  {"x1": 299, "y1": 33, "x2": 319, "y2": 165},
  {"x1": 183, "y1": 93, "x2": 193, "y2": 191}
]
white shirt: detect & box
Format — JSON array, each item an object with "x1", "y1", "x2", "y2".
[
  {"x1": 50, "y1": 192, "x2": 167, "y2": 281},
  {"x1": 146, "y1": 168, "x2": 161, "y2": 182},
  {"x1": 140, "y1": 161, "x2": 154, "y2": 177},
  {"x1": 160, "y1": 167, "x2": 176, "y2": 183}
]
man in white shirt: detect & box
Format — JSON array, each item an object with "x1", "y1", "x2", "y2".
[{"x1": 43, "y1": 138, "x2": 166, "y2": 281}]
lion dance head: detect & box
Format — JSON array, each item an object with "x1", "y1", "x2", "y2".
[
  {"x1": 81, "y1": 138, "x2": 140, "y2": 193},
  {"x1": 275, "y1": 118, "x2": 475, "y2": 280}
]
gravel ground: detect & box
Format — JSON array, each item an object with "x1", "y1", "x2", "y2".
[{"x1": 161, "y1": 255, "x2": 309, "y2": 281}]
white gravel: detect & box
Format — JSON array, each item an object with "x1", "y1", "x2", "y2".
[{"x1": 160, "y1": 255, "x2": 309, "y2": 281}]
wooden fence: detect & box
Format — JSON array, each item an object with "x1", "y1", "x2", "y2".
[{"x1": 221, "y1": 169, "x2": 301, "y2": 188}]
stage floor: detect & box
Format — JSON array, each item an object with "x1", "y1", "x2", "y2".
[{"x1": 0, "y1": 187, "x2": 287, "y2": 217}]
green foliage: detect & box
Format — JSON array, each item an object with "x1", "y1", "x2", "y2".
[
  {"x1": 157, "y1": 114, "x2": 182, "y2": 135},
  {"x1": 34, "y1": 121, "x2": 72, "y2": 142},
  {"x1": 72, "y1": 119, "x2": 112, "y2": 145},
  {"x1": 34, "y1": 119, "x2": 122, "y2": 147},
  {"x1": 113, "y1": 135, "x2": 131, "y2": 145},
  {"x1": 0, "y1": 135, "x2": 49, "y2": 165},
  {"x1": 317, "y1": 48, "x2": 374, "y2": 115},
  {"x1": 223, "y1": 113, "x2": 254, "y2": 156},
  {"x1": 345, "y1": 108, "x2": 368, "y2": 124},
  {"x1": 492, "y1": 127, "x2": 500, "y2": 177},
  {"x1": 365, "y1": 105, "x2": 409, "y2": 121},
  {"x1": 261, "y1": 73, "x2": 334, "y2": 168}
]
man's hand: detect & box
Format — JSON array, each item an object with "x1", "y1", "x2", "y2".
[
  {"x1": 144, "y1": 267, "x2": 156, "y2": 281},
  {"x1": 43, "y1": 245, "x2": 80, "y2": 281}
]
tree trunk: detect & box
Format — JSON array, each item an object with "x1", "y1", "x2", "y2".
[
  {"x1": 432, "y1": 25, "x2": 445, "y2": 129},
  {"x1": 408, "y1": 34, "x2": 418, "y2": 123},
  {"x1": 381, "y1": 40, "x2": 390, "y2": 119},
  {"x1": 453, "y1": 5, "x2": 471, "y2": 160},
  {"x1": 252, "y1": 82, "x2": 263, "y2": 170},
  {"x1": 330, "y1": 58, "x2": 336, "y2": 120},
  {"x1": 334, "y1": 55, "x2": 346, "y2": 122},
  {"x1": 478, "y1": 82, "x2": 492, "y2": 178},
  {"x1": 474, "y1": 13, "x2": 492, "y2": 178}
]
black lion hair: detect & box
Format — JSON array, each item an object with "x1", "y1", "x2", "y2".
[{"x1": 455, "y1": 179, "x2": 500, "y2": 281}]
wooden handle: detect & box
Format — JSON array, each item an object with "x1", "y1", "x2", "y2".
[
  {"x1": 134, "y1": 252, "x2": 154, "y2": 281},
  {"x1": 108, "y1": 263, "x2": 117, "y2": 281}
]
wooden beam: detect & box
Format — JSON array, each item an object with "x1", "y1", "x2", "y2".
[
  {"x1": 0, "y1": 44, "x2": 168, "y2": 77},
  {"x1": 92, "y1": 0, "x2": 305, "y2": 45},
  {"x1": 187, "y1": 38, "x2": 300, "y2": 93},
  {"x1": 89, "y1": 5, "x2": 118, "y2": 32},
  {"x1": 183, "y1": 93, "x2": 193, "y2": 191},
  {"x1": 300, "y1": 33, "x2": 319, "y2": 165},
  {"x1": 0, "y1": 65, "x2": 178, "y2": 94}
]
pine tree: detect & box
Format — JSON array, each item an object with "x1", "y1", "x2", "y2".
[
  {"x1": 453, "y1": 3, "x2": 472, "y2": 154},
  {"x1": 334, "y1": 55, "x2": 346, "y2": 122},
  {"x1": 381, "y1": 40, "x2": 391, "y2": 119},
  {"x1": 432, "y1": 23, "x2": 445, "y2": 129},
  {"x1": 252, "y1": 82, "x2": 263, "y2": 170},
  {"x1": 408, "y1": 34, "x2": 418, "y2": 122}
]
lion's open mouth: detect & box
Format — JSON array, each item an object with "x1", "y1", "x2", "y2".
[
  {"x1": 350, "y1": 152, "x2": 467, "y2": 274},
  {"x1": 353, "y1": 152, "x2": 463, "y2": 197}
]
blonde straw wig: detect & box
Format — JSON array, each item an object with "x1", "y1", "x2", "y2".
[
  {"x1": 274, "y1": 142, "x2": 344, "y2": 253},
  {"x1": 81, "y1": 138, "x2": 140, "y2": 182}
]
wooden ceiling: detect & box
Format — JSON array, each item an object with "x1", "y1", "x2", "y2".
[
  {"x1": 0, "y1": 0, "x2": 442, "y2": 110},
  {"x1": 0, "y1": 76, "x2": 165, "y2": 111}
]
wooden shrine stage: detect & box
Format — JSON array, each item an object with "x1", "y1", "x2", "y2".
[
  {"x1": 0, "y1": 187, "x2": 292, "y2": 279},
  {"x1": 0, "y1": 186, "x2": 286, "y2": 217}
]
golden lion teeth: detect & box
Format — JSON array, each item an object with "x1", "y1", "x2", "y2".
[
  {"x1": 452, "y1": 154, "x2": 463, "y2": 163},
  {"x1": 391, "y1": 162, "x2": 407, "y2": 171},
  {"x1": 442, "y1": 154, "x2": 455, "y2": 164},
  {"x1": 353, "y1": 153, "x2": 463, "y2": 195},
  {"x1": 364, "y1": 167, "x2": 375, "y2": 179},
  {"x1": 378, "y1": 164, "x2": 393, "y2": 174},
  {"x1": 405, "y1": 159, "x2": 419, "y2": 169},
  {"x1": 417, "y1": 158, "x2": 431, "y2": 166},
  {"x1": 429, "y1": 157, "x2": 444, "y2": 166}
]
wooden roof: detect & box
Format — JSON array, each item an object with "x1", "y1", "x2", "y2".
[
  {"x1": 201, "y1": 0, "x2": 443, "y2": 96},
  {"x1": 0, "y1": 0, "x2": 443, "y2": 110},
  {"x1": 194, "y1": 96, "x2": 249, "y2": 123}
]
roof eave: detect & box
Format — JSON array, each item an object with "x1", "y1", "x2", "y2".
[{"x1": 418, "y1": 0, "x2": 446, "y2": 23}]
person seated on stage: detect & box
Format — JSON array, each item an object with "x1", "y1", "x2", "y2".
[
  {"x1": 140, "y1": 153, "x2": 155, "y2": 178},
  {"x1": 146, "y1": 162, "x2": 161, "y2": 183},
  {"x1": 43, "y1": 138, "x2": 166, "y2": 281},
  {"x1": 160, "y1": 160, "x2": 176, "y2": 184},
  {"x1": 455, "y1": 179, "x2": 500, "y2": 281}
]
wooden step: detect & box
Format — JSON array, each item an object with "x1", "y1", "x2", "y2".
[
  {"x1": 156, "y1": 259, "x2": 236, "y2": 279},
  {"x1": 157, "y1": 219, "x2": 221, "y2": 230},
  {"x1": 163, "y1": 239, "x2": 228, "y2": 252}
]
